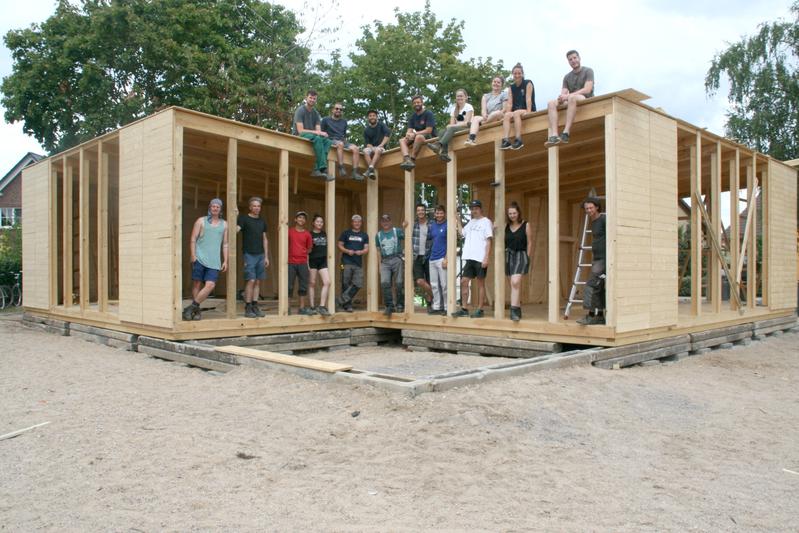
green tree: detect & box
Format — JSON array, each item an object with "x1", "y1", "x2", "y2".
[
  {"x1": 2, "y1": 0, "x2": 314, "y2": 153},
  {"x1": 315, "y1": 2, "x2": 504, "y2": 145},
  {"x1": 705, "y1": 2, "x2": 798, "y2": 160}
]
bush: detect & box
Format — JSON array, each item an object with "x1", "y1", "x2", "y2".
[{"x1": 0, "y1": 223, "x2": 22, "y2": 286}]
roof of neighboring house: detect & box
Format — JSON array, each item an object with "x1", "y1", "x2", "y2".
[{"x1": 0, "y1": 152, "x2": 45, "y2": 195}]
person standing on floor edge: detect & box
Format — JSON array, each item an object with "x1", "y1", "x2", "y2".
[
  {"x1": 183, "y1": 198, "x2": 228, "y2": 321},
  {"x1": 504, "y1": 201, "x2": 534, "y2": 322},
  {"x1": 376, "y1": 214, "x2": 406, "y2": 316},
  {"x1": 577, "y1": 196, "x2": 606, "y2": 325},
  {"x1": 336, "y1": 214, "x2": 369, "y2": 312},
  {"x1": 288, "y1": 211, "x2": 314, "y2": 315},
  {"x1": 411, "y1": 203, "x2": 435, "y2": 312},
  {"x1": 452, "y1": 199, "x2": 493, "y2": 318},
  {"x1": 237, "y1": 196, "x2": 269, "y2": 318}
]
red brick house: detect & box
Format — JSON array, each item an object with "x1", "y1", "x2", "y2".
[{"x1": 0, "y1": 152, "x2": 44, "y2": 229}]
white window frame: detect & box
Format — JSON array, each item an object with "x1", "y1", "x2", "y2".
[{"x1": 0, "y1": 207, "x2": 20, "y2": 228}]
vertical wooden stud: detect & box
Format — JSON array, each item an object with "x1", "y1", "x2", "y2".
[
  {"x1": 547, "y1": 145, "x2": 560, "y2": 323},
  {"x1": 98, "y1": 141, "x2": 109, "y2": 313},
  {"x1": 710, "y1": 143, "x2": 721, "y2": 313},
  {"x1": 404, "y1": 166, "x2": 414, "y2": 312},
  {"x1": 366, "y1": 166, "x2": 378, "y2": 313},
  {"x1": 603, "y1": 113, "x2": 616, "y2": 327},
  {"x1": 747, "y1": 158, "x2": 757, "y2": 308},
  {"x1": 63, "y1": 159, "x2": 72, "y2": 308},
  {"x1": 226, "y1": 138, "x2": 238, "y2": 318},
  {"x1": 325, "y1": 170, "x2": 336, "y2": 314},
  {"x1": 49, "y1": 160, "x2": 58, "y2": 308},
  {"x1": 760, "y1": 159, "x2": 769, "y2": 307},
  {"x1": 493, "y1": 140, "x2": 506, "y2": 320},
  {"x1": 690, "y1": 136, "x2": 702, "y2": 316},
  {"x1": 173, "y1": 125, "x2": 184, "y2": 323},
  {"x1": 446, "y1": 155, "x2": 458, "y2": 316},
  {"x1": 729, "y1": 151, "x2": 739, "y2": 310},
  {"x1": 79, "y1": 149, "x2": 90, "y2": 311},
  {"x1": 278, "y1": 149, "x2": 289, "y2": 316}
]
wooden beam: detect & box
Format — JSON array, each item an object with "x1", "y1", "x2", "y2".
[
  {"x1": 278, "y1": 149, "x2": 289, "y2": 316},
  {"x1": 446, "y1": 153, "x2": 458, "y2": 315},
  {"x1": 325, "y1": 169, "x2": 336, "y2": 314},
  {"x1": 603, "y1": 113, "x2": 615, "y2": 327},
  {"x1": 79, "y1": 149, "x2": 90, "y2": 311},
  {"x1": 729, "y1": 151, "x2": 739, "y2": 310},
  {"x1": 760, "y1": 161, "x2": 769, "y2": 307},
  {"x1": 404, "y1": 166, "x2": 414, "y2": 312},
  {"x1": 547, "y1": 145, "x2": 560, "y2": 323},
  {"x1": 710, "y1": 144, "x2": 721, "y2": 313},
  {"x1": 48, "y1": 160, "x2": 58, "y2": 309},
  {"x1": 97, "y1": 142, "x2": 109, "y2": 313},
  {"x1": 366, "y1": 167, "x2": 378, "y2": 312},
  {"x1": 226, "y1": 138, "x2": 238, "y2": 319},
  {"x1": 747, "y1": 159, "x2": 757, "y2": 308},
  {"x1": 173, "y1": 124, "x2": 184, "y2": 324},
  {"x1": 690, "y1": 136, "x2": 701, "y2": 316},
  {"x1": 62, "y1": 159, "x2": 72, "y2": 307},
  {"x1": 493, "y1": 140, "x2": 506, "y2": 320},
  {"x1": 216, "y1": 345, "x2": 352, "y2": 373}
]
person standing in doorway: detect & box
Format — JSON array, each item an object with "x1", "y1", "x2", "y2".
[
  {"x1": 376, "y1": 214, "x2": 406, "y2": 316},
  {"x1": 452, "y1": 199, "x2": 493, "y2": 318},
  {"x1": 428, "y1": 205, "x2": 448, "y2": 315},
  {"x1": 577, "y1": 197, "x2": 606, "y2": 325},
  {"x1": 288, "y1": 211, "x2": 314, "y2": 315},
  {"x1": 183, "y1": 198, "x2": 229, "y2": 320},
  {"x1": 336, "y1": 214, "x2": 369, "y2": 312},
  {"x1": 411, "y1": 203, "x2": 434, "y2": 312},
  {"x1": 237, "y1": 197, "x2": 269, "y2": 318},
  {"x1": 308, "y1": 214, "x2": 331, "y2": 316},
  {"x1": 504, "y1": 201, "x2": 534, "y2": 321}
]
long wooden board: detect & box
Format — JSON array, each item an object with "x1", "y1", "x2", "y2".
[{"x1": 216, "y1": 345, "x2": 352, "y2": 373}]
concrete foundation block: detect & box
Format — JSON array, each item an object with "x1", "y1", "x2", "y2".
[
  {"x1": 638, "y1": 360, "x2": 660, "y2": 367},
  {"x1": 735, "y1": 338, "x2": 752, "y2": 347},
  {"x1": 662, "y1": 352, "x2": 690, "y2": 363},
  {"x1": 406, "y1": 345, "x2": 429, "y2": 352},
  {"x1": 769, "y1": 330, "x2": 784, "y2": 337},
  {"x1": 718, "y1": 342, "x2": 734, "y2": 350},
  {"x1": 355, "y1": 342, "x2": 378, "y2": 347},
  {"x1": 753, "y1": 335, "x2": 766, "y2": 341},
  {"x1": 690, "y1": 348, "x2": 711, "y2": 355},
  {"x1": 457, "y1": 351, "x2": 482, "y2": 357}
]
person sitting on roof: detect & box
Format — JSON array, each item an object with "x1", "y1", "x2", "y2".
[{"x1": 545, "y1": 50, "x2": 595, "y2": 147}]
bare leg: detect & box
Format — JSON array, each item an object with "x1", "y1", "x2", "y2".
[
  {"x1": 502, "y1": 112, "x2": 512, "y2": 138},
  {"x1": 195, "y1": 281, "x2": 216, "y2": 304},
  {"x1": 416, "y1": 278, "x2": 433, "y2": 302},
  {"x1": 469, "y1": 115, "x2": 483, "y2": 136},
  {"x1": 411, "y1": 134, "x2": 426, "y2": 158},
  {"x1": 547, "y1": 99, "x2": 559, "y2": 137},
  {"x1": 460, "y1": 277, "x2": 471, "y2": 308},
  {"x1": 512, "y1": 110, "x2": 525, "y2": 139},
  {"x1": 350, "y1": 145, "x2": 360, "y2": 169},
  {"x1": 400, "y1": 137, "x2": 411, "y2": 157},
  {"x1": 319, "y1": 268, "x2": 331, "y2": 306},
  {"x1": 192, "y1": 280, "x2": 202, "y2": 301},
  {"x1": 309, "y1": 268, "x2": 318, "y2": 307},
  {"x1": 509, "y1": 274, "x2": 522, "y2": 307},
  {"x1": 563, "y1": 94, "x2": 586, "y2": 134},
  {"x1": 475, "y1": 277, "x2": 486, "y2": 310}
]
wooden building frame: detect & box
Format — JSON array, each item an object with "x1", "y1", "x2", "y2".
[{"x1": 22, "y1": 89, "x2": 797, "y2": 346}]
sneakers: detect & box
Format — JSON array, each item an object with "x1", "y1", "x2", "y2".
[
  {"x1": 365, "y1": 166, "x2": 376, "y2": 179},
  {"x1": 384, "y1": 305, "x2": 394, "y2": 317},
  {"x1": 344, "y1": 304, "x2": 354, "y2": 313},
  {"x1": 464, "y1": 135, "x2": 477, "y2": 146},
  {"x1": 451, "y1": 307, "x2": 469, "y2": 318},
  {"x1": 395, "y1": 305, "x2": 404, "y2": 314},
  {"x1": 500, "y1": 139, "x2": 512, "y2": 150},
  {"x1": 577, "y1": 313, "x2": 604, "y2": 325},
  {"x1": 352, "y1": 170, "x2": 365, "y2": 182},
  {"x1": 310, "y1": 169, "x2": 335, "y2": 181},
  {"x1": 439, "y1": 152, "x2": 451, "y2": 163},
  {"x1": 252, "y1": 303, "x2": 265, "y2": 317},
  {"x1": 560, "y1": 132, "x2": 570, "y2": 144},
  {"x1": 337, "y1": 164, "x2": 348, "y2": 178},
  {"x1": 510, "y1": 306, "x2": 521, "y2": 322},
  {"x1": 316, "y1": 306, "x2": 330, "y2": 316},
  {"x1": 544, "y1": 135, "x2": 561, "y2": 147},
  {"x1": 298, "y1": 307, "x2": 315, "y2": 316},
  {"x1": 427, "y1": 141, "x2": 442, "y2": 155},
  {"x1": 399, "y1": 156, "x2": 415, "y2": 171},
  {"x1": 245, "y1": 303, "x2": 257, "y2": 318},
  {"x1": 470, "y1": 308, "x2": 485, "y2": 318},
  {"x1": 511, "y1": 138, "x2": 524, "y2": 150},
  {"x1": 182, "y1": 303, "x2": 198, "y2": 321}
]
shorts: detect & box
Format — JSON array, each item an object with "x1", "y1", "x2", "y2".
[
  {"x1": 363, "y1": 146, "x2": 385, "y2": 156},
  {"x1": 288, "y1": 263, "x2": 310, "y2": 296},
  {"x1": 505, "y1": 250, "x2": 530, "y2": 276},
  {"x1": 462, "y1": 259, "x2": 487, "y2": 279},
  {"x1": 192, "y1": 261, "x2": 220, "y2": 283},
  {"x1": 243, "y1": 253, "x2": 266, "y2": 280},
  {"x1": 413, "y1": 255, "x2": 430, "y2": 281},
  {"x1": 309, "y1": 256, "x2": 328, "y2": 270},
  {"x1": 331, "y1": 139, "x2": 354, "y2": 150}
]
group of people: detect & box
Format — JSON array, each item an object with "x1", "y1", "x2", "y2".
[
  {"x1": 181, "y1": 192, "x2": 605, "y2": 325},
  {"x1": 293, "y1": 50, "x2": 594, "y2": 181},
  {"x1": 180, "y1": 49, "x2": 604, "y2": 324}
]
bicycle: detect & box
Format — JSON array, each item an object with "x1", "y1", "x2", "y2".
[{"x1": 0, "y1": 272, "x2": 22, "y2": 309}]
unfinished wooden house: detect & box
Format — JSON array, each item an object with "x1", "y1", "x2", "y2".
[{"x1": 21, "y1": 89, "x2": 798, "y2": 348}]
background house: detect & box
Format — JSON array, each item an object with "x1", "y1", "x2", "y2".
[{"x1": 0, "y1": 152, "x2": 45, "y2": 229}]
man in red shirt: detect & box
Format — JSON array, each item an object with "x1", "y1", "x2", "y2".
[{"x1": 288, "y1": 211, "x2": 314, "y2": 315}]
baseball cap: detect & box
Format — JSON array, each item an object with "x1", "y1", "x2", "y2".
[
  {"x1": 295, "y1": 210, "x2": 308, "y2": 217},
  {"x1": 351, "y1": 214, "x2": 362, "y2": 221},
  {"x1": 469, "y1": 199, "x2": 482, "y2": 208},
  {"x1": 380, "y1": 214, "x2": 391, "y2": 220}
]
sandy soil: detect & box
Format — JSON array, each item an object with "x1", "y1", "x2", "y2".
[{"x1": 1, "y1": 312, "x2": 798, "y2": 532}]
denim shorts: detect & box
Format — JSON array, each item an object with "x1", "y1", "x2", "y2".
[
  {"x1": 192, "y1": 261, "x2": 220, "y2": 283},
  {"x1": 243, "y1": 253, "x2": 266, "y2": 280}
]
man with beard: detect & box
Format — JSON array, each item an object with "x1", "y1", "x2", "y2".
[
  {"x1": 399, "y1": 95, "x2": 437, "y2": 171},
  {"x1": 321, "y1": 102, "x2": 364, "y2": 181},
  {"x1": 362, "y1": 109, "x2": 391, "y2": 179}
]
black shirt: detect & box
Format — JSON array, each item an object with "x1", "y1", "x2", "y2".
[
  {"x1": 590, "y1": 215, "x2": 606, "y2": 261},
  {"x1": 338, "y1": 229, "x2": 369, "y2": 267},
  {"x1": 407, "y1": 110, "x2": 437, "y2": 137},
  {"x1": 510, "y1": 79, "x2": 536, "y2": 112},
  {"x1": 505, "y1": 221, "x2": 528, "y2": 252},
  {"x1": 364, "y1": 121, "x2": 391, "y2": 147},
  {"x1": 237, "y1": 214, "x2": 267, "y2": 255},
  {"x1": 321, "y1": 116, "x2": 348, "y2": 141},
  {"x1": 310, "y1": 230, "x2": 327, "y2": 260}
]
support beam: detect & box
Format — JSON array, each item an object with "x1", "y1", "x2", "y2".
[
  {"x1": 446, "y1": 155, "x2": 458, "y2": 316},
  {"x1": 747, "y1": 159, "x2": 757, "y2": 308},
  {"x1": 173, "y1": 125, "x2": 184, "y2": 323},
  {"x1": 760, "y1": 161, "x2": 769, "y2": 307},
  {"x1": 278, "y1": 149, "x2": 289, "y2": 316},
  {"x1": 97, "y1": 142, "x2": 109, "y2": 313},
  {"x1": 689, "y1": 137, "x2": 701, "y2": 316},
  {"x1": 325, "y1": 171, "x2": 336, "y2": 314},
  {"x1": 49, "y1": 160, "x2": 58, "y2": 308},
  {"x1": 226, "y1": 138, "x2": 238, "y2": 318},
  {"x1": 366, "y1": 168, "x2": 378, "y2": 312},
  {"x1": 493, "y1": 140, "x2": 506, "y2": 320},
  {"x1": 79, "y1": 149, "x2": 90, "y2": 310},
  {"x1": 729, "y1": 151, "x2": 739, "y2": 310},
  {"x1": 603, "y1": 113, "x2": 615, "y2": 327},
  {"x1": 404, "y1": 167, "x2": 414, "y2": 312},
  {"x1": 63, "y1": 159, "x2": 72, "y2": 307},
  {"x1": 547, "y1": 146, "x2": 560, "y2": 323},
  {"x1": 710, "y1": 143, "x2": 721, "y2": 313}
]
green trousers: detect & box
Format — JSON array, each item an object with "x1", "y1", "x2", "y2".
[{"x1": 300, "y1": 132, "x2": 333, "y2": 171}]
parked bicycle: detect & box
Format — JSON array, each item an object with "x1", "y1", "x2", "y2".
[{"x1": 0, "y1": 272, "x2": 22, "y2": 309}]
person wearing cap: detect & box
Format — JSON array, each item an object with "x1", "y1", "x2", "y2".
[
  {"x1": 336, "y1": 214, "x2": 370, "y2": 312},
  {"x1": 288, "y1": 211, "x2": 314, "y2": 315},
  {"x1": 452, "y1": 199, "x2": 493, "y2": 318},
  {"x1": 292, "y1": 89, "x2": 335, "y2": 181},
  {"x1": 577, "y1": 197, "x2": 606, "y2": 325},
  {"x1": 237, "y1": 196, "x2": 269, "y2": 318},
  {"x1": 321, "y1": 102, "x2": 365, "y2": 181},
  {"x1": 376, "y1": 214, "x2": 407, "y2": 316},
  {"x1": 411, "y1": 203, "x2": 435, "y2": 312},
  {"x1": 183, "y1": 198, "x2": 229, "y2": 320}
]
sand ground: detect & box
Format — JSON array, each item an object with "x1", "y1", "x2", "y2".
[{"x1": 1, "y1": 312, "x2": 798, "y2": 532}]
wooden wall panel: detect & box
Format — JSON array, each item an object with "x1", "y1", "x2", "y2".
[
  {"x1": 21, "y1": 161, "x2": 51, "y2": 309},
  {"x1": 119, "y1": 110, "x2": 175, "y2": 327},
  {"x1": 612, "y1": 99, "x2": 678, "y2": 333},
  {"x1": 766, "y1": 160, "x2": 797, "y2": 310}
]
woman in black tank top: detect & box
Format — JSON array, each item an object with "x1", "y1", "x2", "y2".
[
  {"x1": 308, "y1": 214, "x2": 331, "y2": 316},
  {"x1": 504, "y1": 202, "x2": 534, "y2": 321},
  {"x1": 501, "y1": 63, "x2": 536, "y2": 151}
]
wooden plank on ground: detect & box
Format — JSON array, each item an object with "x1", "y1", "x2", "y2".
[{"x1": 217, "y1": 345, "x2": 352, "y2": 373}]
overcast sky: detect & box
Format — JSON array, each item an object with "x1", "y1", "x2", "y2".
[{"x1": 0, "y1": 0, "x2": 793, "y2": 175}]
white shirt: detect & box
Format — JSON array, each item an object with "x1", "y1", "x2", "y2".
[{"x1": 461, "y1": 216, "x2": 493, "y2": 262}]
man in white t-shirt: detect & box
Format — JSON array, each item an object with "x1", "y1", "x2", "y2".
[{"x1": 452, "y1": 199, "x2": 493, "y2": 318}]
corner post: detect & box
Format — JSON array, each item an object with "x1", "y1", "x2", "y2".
[
  {"x1": 226, "y1": 138, "x2": 238, "y2": 318},
  {"x1": 729, "y1": 151, "x2": 739, "y2": 310},
  {"x1": 404, "y1": 167, "x2": 414, "y2": 312},
  {"x1": 98, "y1": 141, "x2": 109, "y2": 313},
  {"x1": 547, "y1": 145, "x2": 560, "y2": 323},
  {"x1": 493, "y1": 140, "x2": 506, "y2": 320},
  {"x1": 79, "y1": 148, "x2": 89, "y2": 311},
  {"x1": 367, "y1": 170, "x2": 379, "y2": 312},
  {"x1": 690, "y1": 135, "x2": 702, "y2": 316},
  {"x1": 278, "y1": 149, "x2": 289, "y2": 316}
]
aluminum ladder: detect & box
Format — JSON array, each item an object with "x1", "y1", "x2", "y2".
[{"x1": 564, "y1": 194, "x2": 604, "y2": 319}]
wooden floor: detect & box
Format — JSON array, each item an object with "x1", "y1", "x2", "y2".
[{"x1": 31, "y1": 297, "x2": 792, "y2": 347}]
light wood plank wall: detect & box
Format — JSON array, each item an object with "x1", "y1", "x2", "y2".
[
  {"x1": 612, "y1": 99, "x2": 678, "y2": 332},
  {"x1": 21, "y1": 160, "x2": 51, "y2": 309},
  {"x1": 118, "y1": 110, "x2": 175, "y2": 327},
  {"x1": 766, "y1": 160, "x2": 797, "y2": 310}
]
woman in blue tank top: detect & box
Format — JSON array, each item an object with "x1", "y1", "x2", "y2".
[{"x1": 501, "y1": 63, "x2": 536, "y2": 151}]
